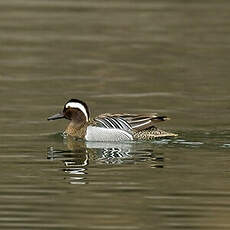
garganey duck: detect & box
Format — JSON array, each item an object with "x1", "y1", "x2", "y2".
[{"x1": 48, "y1": 99, "x2": 177, "y2": 141}]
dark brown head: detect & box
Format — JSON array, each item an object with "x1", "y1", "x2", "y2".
[{"x1": 47, "y1": 99, "x2": 90, "y2": 124}]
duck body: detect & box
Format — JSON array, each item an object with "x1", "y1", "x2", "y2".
[{"x1": 48, "y1": 99, "x2": 177, "y2": 142}]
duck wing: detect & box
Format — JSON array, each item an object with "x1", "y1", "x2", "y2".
[
  {"x1": 96, "y1": 113, "x2": 169, "y2": 132},
  {"x1": 94, "y1": 115, "x2": 132, "y2": 133}
]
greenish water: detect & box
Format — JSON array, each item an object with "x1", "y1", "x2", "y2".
[{"x1": 0, "y1": 1, "x2": 230, "y2": 229}]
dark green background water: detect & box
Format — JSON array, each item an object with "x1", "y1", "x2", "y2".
[{"x1": 0, "y1": 1, "x2": 230, "y2": 229}]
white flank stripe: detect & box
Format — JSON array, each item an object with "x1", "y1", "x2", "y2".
[
  {"x1": 65, "y1": 102, "x2": 88, "y2": 121},
  {"x1": 132, "y1": 120, "x2": 151, "y2": 128},
  {"x1": 129, "y1": 118, "x2": 151, "y2": 123}
]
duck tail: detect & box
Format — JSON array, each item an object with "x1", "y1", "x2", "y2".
[{"x1": 153, "y1": 116, "x2": 170, "y2": 122}]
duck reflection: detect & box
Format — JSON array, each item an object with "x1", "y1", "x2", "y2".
[{"x1": 47, "y1": 136, "x2": 164, "y2": 184}]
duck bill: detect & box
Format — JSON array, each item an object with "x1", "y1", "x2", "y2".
[{"x1": 47, "y1": 113, "x2": 64, "y2": 121}]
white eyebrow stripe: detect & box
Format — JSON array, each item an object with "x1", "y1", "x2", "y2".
[{"x1": 65, "y1": 102, "x2": 89, "y2": 121}]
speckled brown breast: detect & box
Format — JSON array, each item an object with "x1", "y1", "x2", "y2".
[{"x1": 65, "y1": 122, "x2": 88, "y2": 139}]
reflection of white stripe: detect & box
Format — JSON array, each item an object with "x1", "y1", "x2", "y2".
[{"x1": 65, "y1": 102, "x2": 88, "y2": 121}]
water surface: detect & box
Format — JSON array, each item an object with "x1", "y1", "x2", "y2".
[{"x1": 0, "y1": 1, "x2": 230, "y2": 229}]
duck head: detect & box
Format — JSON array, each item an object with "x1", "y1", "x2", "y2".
[{"x1": 48, "y1": 99, "x2": 90, "y2": 124}]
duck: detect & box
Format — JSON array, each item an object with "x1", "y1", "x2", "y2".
[{"x1": 48, "y1": 99, "x2": 177, "y2": 142}]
